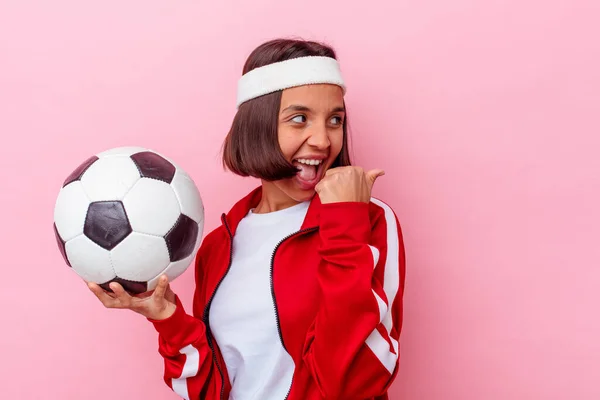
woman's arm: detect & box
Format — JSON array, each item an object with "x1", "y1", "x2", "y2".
[
  {"x1": 302, "y1": 198, "x2": 406, "y2": 399},
  {"x1": 147, "y1": 251, "x2": 220, "y2": 400}
]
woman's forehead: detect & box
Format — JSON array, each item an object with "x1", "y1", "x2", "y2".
[{"x1": 280, "y1": 84, "x2": 344, "y2": 109}]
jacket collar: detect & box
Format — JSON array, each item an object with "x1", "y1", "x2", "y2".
[{"x1": 221, "y1": 186, "x2": 321, "y2": 236}]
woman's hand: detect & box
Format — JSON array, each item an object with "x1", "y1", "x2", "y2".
[
  {"x1": 316, "y1": 166, "x2": 385, "y2": 204},
  {"x1": 87, "y1": 274, "x2": 177, "y2": 320}
]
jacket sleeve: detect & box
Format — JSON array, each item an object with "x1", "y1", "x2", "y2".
[
  {"x1": 147, "y1": 251, "x2": 217, "y2": 400},
  {"x1": 302, "y1": 200, "x2": 406, "y2": 399}
]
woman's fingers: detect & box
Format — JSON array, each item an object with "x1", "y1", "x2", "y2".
[
  {"x1": 88, "y1": 278, "x2": 175, "y2": 319},
  {"x1": 152, "y1": 275, "x2": 169, "y2": 302},
  {"x1": 88, "y1": 282, "x2": 119, "y2": 308},
  {"x1": 110, "y1": 282, "x2": 133, "y2": 308}
]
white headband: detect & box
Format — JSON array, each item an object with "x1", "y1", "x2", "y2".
[{"x1": 236, "y1": 56, "x2": 346, "y2": 108}]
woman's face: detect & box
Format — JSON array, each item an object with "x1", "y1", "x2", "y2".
[{"x1": 273, "y1": 84, "x2": 345, "y2": 203}]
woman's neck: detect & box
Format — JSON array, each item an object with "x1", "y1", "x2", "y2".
[{"x1": 253, "y1": 181, "x2": 300, "y2": 214}]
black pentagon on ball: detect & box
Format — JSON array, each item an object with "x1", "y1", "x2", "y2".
[
  {"x1": 53, "y1": 223, "x2": 71, "y2": 267},
  {"x1": 130, "y1": 151, "x2": 176, "y2": 184},
  {"x1": 84, "y1": 201, "x2": 132, "y2": 250},
  {"x1": 63, "y1": 155, "x2": 99, "y2": 187},
  {"x1": 166, "y1": 214, "x2": 198, "y2": 262},
  {"x1": 99, "y1": 277, "x2": 147, "y2": 295}
]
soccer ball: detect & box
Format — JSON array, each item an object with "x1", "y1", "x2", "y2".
[{"x1": 53, "y1": 146, "x2": 204, "y2": 294}]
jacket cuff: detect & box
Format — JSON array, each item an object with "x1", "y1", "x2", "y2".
[
  {"x1": 147, "y1": 295, "x2": 189, "y2": 341},
  {"x1": 319, "y1": 201, "x2": 371, "y2": 244}
]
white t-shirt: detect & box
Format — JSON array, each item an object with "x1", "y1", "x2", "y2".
[{"x1": 209, "y1": 201, "x2": 310, "y2": 400}]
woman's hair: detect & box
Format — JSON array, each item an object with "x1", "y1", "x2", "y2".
[{"x1": 222, "y1": 38, "x2": 352, "y2": 181}]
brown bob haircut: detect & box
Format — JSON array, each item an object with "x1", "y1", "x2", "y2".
[{"x1": 222, "y1": 38, "x2": 352, "y2": 181}]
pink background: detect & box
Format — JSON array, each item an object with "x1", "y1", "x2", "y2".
[{"x1": 1, "y1": 0, "x2": 599, "y2": 399}]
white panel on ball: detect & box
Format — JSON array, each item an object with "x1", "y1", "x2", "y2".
[
  {"x1": 147, "y1": 253, "x2": 194, "y2": 291},
  {"x1": 171, "y1": 169, "x2": 205, "y2": 224},
  {"x1": 124, "y1": 178, "x2": 181, "y2": 236},
  {"x1": 54, "y1": 181, "x2": 89, "y2": 241},
  {"x1": 110, "y1": 232, "x2": 171, "y2": 282},
  {"x1": 81, "y1": 155, "x2": 141, "y2": 201},
  {"x1": 66, "y1": 235, "x2": 116, "y2": 283},
  {"x1": 96, "y1": 146, "x2": 149, "y2": 158}
]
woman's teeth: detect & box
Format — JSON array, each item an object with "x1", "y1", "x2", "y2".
[{"x1": 295, "y1": 159, "x2": 323, "y2": 166}]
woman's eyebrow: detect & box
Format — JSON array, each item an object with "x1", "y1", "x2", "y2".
[
  {"x1": 281, "y1": 104, "x2": 311, "y2": 113},
  {"x1": 281, "y1": 105, "x2": 346, "y2": 113}
]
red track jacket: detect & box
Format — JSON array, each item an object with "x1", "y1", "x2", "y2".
[{"x1": 149, "y1": 187, "x2": 406, "y2": 400}]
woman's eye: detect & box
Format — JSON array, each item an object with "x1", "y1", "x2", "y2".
[
  {"x1": 292, "y1": 115, "x2": 306, "y2": 123},
  {"x1": 330, "y1": 116, "x2": 343, "y2": 125}
]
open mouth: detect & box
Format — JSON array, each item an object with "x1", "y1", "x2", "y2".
[{"x1": 292, "y1": 158, "x2": 325, "y2": 190}]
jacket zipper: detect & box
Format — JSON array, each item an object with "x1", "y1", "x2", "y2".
[
  {"x1": 201, "y1": 213, "x2": 234, "y2": 400},
  {"x1": 270, "y1": 226, "x2": 318, "y2": 400}
]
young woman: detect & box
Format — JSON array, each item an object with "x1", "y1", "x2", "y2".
[{"x1": 89, "y1": 38, "x2": 406, "y2": 400}]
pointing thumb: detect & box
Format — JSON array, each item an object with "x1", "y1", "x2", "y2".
[{"x1": 366, "y1": 169, "x2": 385, "y2": 188}]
